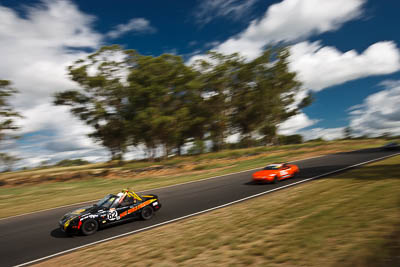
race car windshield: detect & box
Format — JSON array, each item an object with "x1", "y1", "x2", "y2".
[
  {"x1": 263, "y1": 164, "x2": 282, "y2": 170},
  {"x1": 95, "y1": 194, "x2": 118, "y2": 209}
]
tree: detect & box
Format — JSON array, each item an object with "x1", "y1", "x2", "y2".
[
  {"x1": 56, "y1": 46, "x2": 208, "y2": 160},
  {"x1": 54, "y1": 45, "x2": 137, "y2": 160},
  {"x1": 56, "y1": 45, "x2": 311, "y2": 160},
  {"x1": 343, "y1": 126, "x2": 353, "y2": 139},
  {"x1": 379, "y1": 132, "x2": 390, "y2": 139},
  {"x1": 187, "y1": 139, "x2": 206, "y2": 155},
  {"x1": 127, "y1": 54, "x2": 206, "y2": 158},
  {"x1": 230, "y1": 48, "x2": 308, "y2": 146},
  {"x1": 0, "y1": 80, "x2": 21, "y2": 170},
  {"x1": 0, "y1": 80, "x2": 21, "y2": 142},
  {"x1": 194, "y1": 52, "x2": 243, "y2": 151},
  {"x1": 0, "y1": 153, "x2": 20, "y2": 172},
  {"x1": 194, "y1": 48, "x2": 311, "y2": 148}
]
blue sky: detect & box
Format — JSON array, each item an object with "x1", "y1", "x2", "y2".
[{"x1": 1, "y1": 0, "x2": 400, "y2": 167}]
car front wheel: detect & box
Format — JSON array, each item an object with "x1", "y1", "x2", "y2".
[
  {"x1": 273, "y1": 175, "x2": 279, "y2": 184},
  {"x1": 81, "y1": 219, "x2": 98, "y2": 236}
]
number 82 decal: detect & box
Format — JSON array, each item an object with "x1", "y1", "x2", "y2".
[{"x1": 107, "y1": 209, "x2": 119, "y2": 221}]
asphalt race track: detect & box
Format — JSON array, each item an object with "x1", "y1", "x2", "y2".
[{"x1": 1, "y1": 148, "x2": 399, "y2": 266}]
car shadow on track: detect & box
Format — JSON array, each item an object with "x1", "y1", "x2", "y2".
[
  {"x1": 50, "y1": 227, "x2": 105, "y2": 238},
  {"x1": 244, "y1": 181, "x2": 272, "y2": 186},
  {"x1": 244, "y1": 177, "x2": 301, "y2": 186},
  {"x1": 50, "y1": 228, "x2": 72, "y2": 238},
  {"x1": 50, "y1": 216, "x2": 148, "y2": 238}
]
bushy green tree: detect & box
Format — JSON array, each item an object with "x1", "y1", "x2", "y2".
[
  {"x1": 193, "y1": 52, "x2": 242, "y2": 151},
  {"x1": 231, "y1": 48, "x2": 308, "y2": 145},
  {"x1": 194, "y1": 48, "x2": 311, "y2": 149},
  {"x1": 56, "y1": 45, "x2": 312, "y2": 160},
  {"x1": 127, "y1": 54, "x2": 207, "y2": 158}
]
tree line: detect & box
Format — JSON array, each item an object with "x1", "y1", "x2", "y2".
[
  {"x1": 54, "y1": 45, "x2": 311, "y2": 160},
  {"x1": 0, "y1": 45, "x2": 311, "y2": 164}
]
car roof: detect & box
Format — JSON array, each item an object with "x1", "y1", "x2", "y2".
[
  {"x1": 267, "y1": 163, "x2": 283, "y2": 167},
  {"x1": 265, "y1": 163, "x2": 283, "y2": 168}
]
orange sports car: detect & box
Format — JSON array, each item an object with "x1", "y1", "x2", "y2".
[{"x1": 252, "y1": 163, "x2": 299, "y2": 183}]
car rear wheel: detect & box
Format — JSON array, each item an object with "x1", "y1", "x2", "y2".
[
  {"x1": 273, "y1": 175, "x2": 279, "y2": 184},
  {"x1": 141, "y1": 206, "x2": 154, "y2": 220},
  {"x1": 81, "y1": 219, "x2": 98, "y2": 236}
]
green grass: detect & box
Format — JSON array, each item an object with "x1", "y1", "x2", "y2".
[
  {"x1": 36, "y1": 156, "x2": 400, "y2": 267},
  {"x1": 0, "y1": 139, "x2": 392, "y2": 219}
]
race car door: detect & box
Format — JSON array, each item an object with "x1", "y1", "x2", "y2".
[
  {"x1": 279, "y1": 165, "x2": 292, "y2": 180},
  {"x1": 116, "y1": 195, "x2": 138, "y2": 221}
]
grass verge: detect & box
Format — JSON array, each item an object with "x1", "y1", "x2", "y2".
[
  {"x1": 0, "y1": 139, "x2": 390, "y2": 219},
  {"x1": 36, "y1": 155, "x2": 400, "y2": 267}
]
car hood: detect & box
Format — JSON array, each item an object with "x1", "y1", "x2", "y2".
[
  {"x1": 253, "y1": 170, "x2": 279, "y2": 176},
  {"x1": 70, "y1": 205, "x2": 96, "y2": 215},
  {"x1": 61, "y1": 205, "x2": 97, "y2": 221}
]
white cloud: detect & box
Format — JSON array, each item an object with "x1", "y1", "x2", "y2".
[
  {"x1": 189, "y1": 0, "x2": 390, "y2": 92},
  {"x1": 0, "y1": 0, "x2": 110, "y2": 167},
  {"x1": 213, "y1": 0, "x2": 365, "y2": 59},
  {"x1": 278, "y1": 113, "x2": 319, "y2": 136},
  {"x1": 277, "y1": 111, "x2": 345, "y2": 141},
  {"x1": 349, "y1": 80, "x2": 400, "y2": 137},
  {"x1": 298, "y1": 127, "x2": 345, "y2": 141},
  {"x1": 289, "y1": 41, "x2": 400, "y2": 91},
  {"x1": 106, "y1": 18, "x2": 156, "y2": 39},
  {"x1": 194, "y1": 0, "x2": 259, "y2": 26},
  {"x1": 0, "y1": 0, "x2": 101, "y2": 48},
  {"x1": 0, "y1": 0, "x2": 101, "y2": 109}
]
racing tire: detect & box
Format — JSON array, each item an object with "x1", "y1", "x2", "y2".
[
  {"x1": 273, "y1": 175, "x2": 279, "y2": 184},
  {"x1": 81, "y1": 219, "x2": 98, "y2": 236},
  {"x1": 141, "y1": 206, "x2": 154, "y2": 220}
]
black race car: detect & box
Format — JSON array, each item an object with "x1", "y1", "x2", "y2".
[
  {"x1": 59, "y1": 189, "x2": 161, "y2": 235},
  {"x1": 382, "y1": 142, "x2": 400, "y2": 150}
]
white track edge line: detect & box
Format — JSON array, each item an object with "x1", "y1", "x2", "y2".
[
  {"x1": 14, "y1": 151, "x2": 400, "y2": 267},
  {"x1": 0, "y1": 154, "x2": 326, "y2": 221}
]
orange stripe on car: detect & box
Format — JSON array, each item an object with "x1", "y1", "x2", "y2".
[{"x1": 128, "y1": 199, "x2": 155, "y2": 214}]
